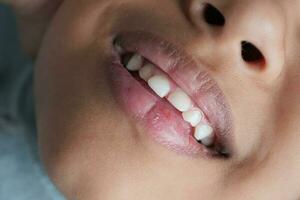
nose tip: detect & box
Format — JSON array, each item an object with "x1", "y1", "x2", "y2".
[{"x1": 186, "y1": 0, "x2": 285, "y2": 83}]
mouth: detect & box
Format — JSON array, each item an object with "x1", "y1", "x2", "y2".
[{"x1": 108, "y1": 31, "x2": 234, "y2": 158}]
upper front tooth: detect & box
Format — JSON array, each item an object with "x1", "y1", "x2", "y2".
[
  {"x1": 182, "y1": 109, "x2": 203, "y2": 127},
  {"x1": 194, "y1": 123, "x2": 213, "y2": 142},
  {"x1": 126, "y1": 53, "x2": 143, "y2": 71},
  {"x1": 148, "y1": 75, "x2": 171, "y2": 98},
  {"x1": 139, "y1": 63, "x2": 154, "y2": 81},
  {"x1": 167, "y1": 89, "x2": 192, "y2": 112}
]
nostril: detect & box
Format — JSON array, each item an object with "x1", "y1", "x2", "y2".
[
  {"x1": 241, "y1": 41, "x2": 265, "y2": 66},
  {"x1": 203, "y1": 3, "x2": 225, "y2": 26}
]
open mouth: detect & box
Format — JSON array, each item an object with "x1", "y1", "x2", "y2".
[
  {"x1": 121, "y1": 52, "x2": 215, "y2": 146},
  {"x1": 109, "y1": 31, "x2": 233, "y2": 158}
]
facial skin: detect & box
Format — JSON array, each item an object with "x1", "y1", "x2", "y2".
[{"x1": 21, "y1": 0, "x2": 300, "y2": 199}]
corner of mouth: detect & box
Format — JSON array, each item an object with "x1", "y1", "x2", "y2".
[{"x1": 110, "y1": 31, "x2": 235, "y2": 158}]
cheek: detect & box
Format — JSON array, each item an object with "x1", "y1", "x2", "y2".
[
  {"x1": 34, "y1": 4, "x2": 113, "y2": 181},
  {"x1": 35, "y1": 0, "x2": 192, "y2": 163}
]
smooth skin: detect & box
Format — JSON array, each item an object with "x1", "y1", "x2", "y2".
[{"x1": 2, "y1": 0, "x2": 300, "y2": 199}]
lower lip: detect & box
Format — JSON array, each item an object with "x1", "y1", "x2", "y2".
[{"x1": 108, "y1": 57, "x2": 205, "y2": 156}]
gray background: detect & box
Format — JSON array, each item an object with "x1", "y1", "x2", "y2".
[{"x1": 0, "y1": 5, "x2": 65, "y2": 200}]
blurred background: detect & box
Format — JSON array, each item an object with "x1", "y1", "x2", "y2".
[{"x1": 0, "y1": 4, "x2": 64, "y2": 200}]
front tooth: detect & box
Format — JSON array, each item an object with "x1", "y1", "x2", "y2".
[
  {"x1": 167, "y1": 89, "x2": 192, "y2": 112},
  {"x1": 126, "y1": 53, "x2": 143, "y2": 71},
  {"x1": 139, "y1": 63, "x2": 154, "y2": 81},
  {"x1": 182, "y1": 109, "x2": 203, "y2": 127},
  {"x1": 194, "y1": 123, "x2": 213, "y2": 142},
  {"x1": 148, "y1": 75, "x2": 171, "y2": 98}
]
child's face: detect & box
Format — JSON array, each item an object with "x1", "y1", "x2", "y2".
[{"x1": 35, "y1": 0, "x2": 300, "y2": 199}]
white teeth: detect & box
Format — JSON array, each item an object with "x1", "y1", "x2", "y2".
[
  {"x1": 148, "y1": 75, "x2": 171, "y2": 98},
  {"x1": 167, "y1": 89, "x2": 192, "y2": 112},
  {"x1": 139, "y1": 63, "x2": 154, "y2": 81},
  {"x1": 124, "y1": 52, "x2": 215, "y2": 145},
  {"x1": 201, "y1": 136, "x2": 214, "y2": 146},
  {"x1": 194, "y1": 123, "x2": 214, "y2": 143},
  {"x1": 126, "y1": 53, "x2": 143, "y2": 71},
  {"x1": 182, "y1": 109, "x2": 203, "y2": 127}
]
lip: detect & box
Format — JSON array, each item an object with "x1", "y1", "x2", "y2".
[{"x1": 108, "y1": 31, "x2": 234, "y2": 158}]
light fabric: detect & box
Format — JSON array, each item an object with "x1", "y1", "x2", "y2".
[{"x1": 0, "y1": 5, "x2": 65, "y2": 200}]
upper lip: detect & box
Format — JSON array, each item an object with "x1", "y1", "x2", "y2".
[{"x1": 115, "y1": 31, "x2": 235, "y2": 156}]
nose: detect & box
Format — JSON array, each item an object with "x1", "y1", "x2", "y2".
[{"x1": 186, "y1": 0, "x2": 286, "y2": 83}]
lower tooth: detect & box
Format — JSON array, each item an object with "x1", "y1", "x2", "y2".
[
  {"x1": 194, "y1": 123, "x2": 213, "y2": 144},
  {"x1": 126, "y1": 53, "x2": 143, "y2": 71},
  {"x1": 182, "y1": 109, "x2": 203, "y2": 127},
  {"x1": 139, "y1": 63, "x2": 154, "y2": 81},
  {"x1": 201, "y1": 136, "x2": 214, "y2": 146}
]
